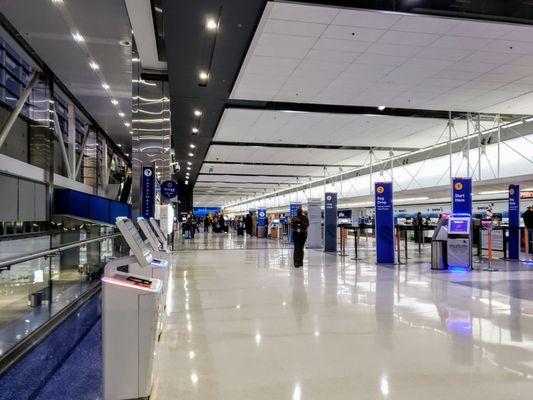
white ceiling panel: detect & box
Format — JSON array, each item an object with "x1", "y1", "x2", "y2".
[
  {"x1": 213, "y1": 108, "x2": 466, "y2": 149},
  {"x1": 200, "y1": 163, "x2": 335, "y2": 177},
  {"x1": 231, "y1": 1, "x2": 533, "y2": 114}
]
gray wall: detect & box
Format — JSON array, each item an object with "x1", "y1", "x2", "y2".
[
  {"x1": 0, "y1": 106, "x2": 29, "y2": 163},
  {"x1": 0, "y1": 173, "x2": 47, "y2": 221}
]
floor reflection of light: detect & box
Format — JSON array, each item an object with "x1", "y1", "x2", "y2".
[
  {"x1": 255, "y1": 333, "x2": 261, "y2": 344},
  {"x1": 236, "y1": 304, "x2": 241, "y2": 309},
  {"x1": 187, "y1": 324, "x2": 192, "y2": 332},
  {"x1": 282, "y1": 302, "x2": 287, "y2": 306},
  {"x1": 190, "y1": 372, "x2": 198, "y2": 384},
  {"x1": 380, "y1": 376, "x2": 389, "y2": 397},
  {"x1": 292, "y1": 383, "x2": 301, "y2": 400},
  {"x1": 189, "y1": 351, "x2": 195, "y2": 360},
  {"x1": 314, "y1": 331, "x2": 320, "y2": 337}
]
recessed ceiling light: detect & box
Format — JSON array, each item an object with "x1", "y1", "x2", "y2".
[
  {"x1": 89, "y1": 61, "x2": 99, "y2": 70},
  {"x1": 118, "y1": 112, "x2": 125, "y2": 117},
  {"x1": 187, "y1": 167, "x2": 191, "y2": 170},
  {"x1": 125, "y1": 153, "x2": 129, "y2": 156},
  {"x1": 206, "y1": 18, "x2": 218, "y2": 31},
  {"x1": 118, "y1": 144, "x2": 122, "y2": 147},
  {"x1": 188, "y1": 152, "x2": 194, "y2": 157},
  {"x1": 185, "y1": 180, "x2": 189, "y2": 185},
  {"x1": 155, "y1": 6, "x2": 163, "y2": 13},
  {"x1": 199, "y1": 71, "x2": 209, "y2": 80},
  {"x1": 190, "y1": 144, "x2": 196, "y2": 149},
  {"x1": 111, "y1": 99, "x2": 118, "y2": 106},
  {"x1": 124, "y1": 122, "x2": 130, "y2": 127},
  {"x1": 378, "y1": 105, "x2": 386, "y2": 111},
  {"x1": 192, "y1": 127, "x2": 199, "y2": 133},
  {"x1": 187, "y1": 161, "x2": 192, "y2": 166},
  {"x1": 72, "y1": 32, "x2": 85, "y2": 43},
  {"x1": 102, "y1": 83, "x2": 110, "y2": 90},
  {"x1": 129, "y1": 130, "x2": 133, "y2": 134},
  {"x1": 51, "y1": 0, "x2": 63, "y2": 4},
  {"x1": 194, "y1": 110, "x2": 202, "y2": 117}
]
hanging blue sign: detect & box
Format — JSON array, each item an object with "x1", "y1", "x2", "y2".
[
  {"x1": 161, "y1": 180, "x2": 178, "y2": 199},
  {"x1": 452, "y1": 177, "x2": 472, "y2": 215},
  {"x1": 375, "y1": 182, "x2": 395, "y2": 264},
  {"x1": 324, "y1": 192, "x2": 337, "y2": 252},
  {"x1": 141, "y1": 165, "x2": 155, "y2": 219},
  {"x1": 508, "y1": 184, "x2": 520, "y2": 260},
  {"x1": 289, "y1": 203, "x2": 301, "y2": 244}
]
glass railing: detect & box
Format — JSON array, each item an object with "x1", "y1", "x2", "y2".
[{"x1": 0, "y1": 227, "x2": 128, "y2": 358}]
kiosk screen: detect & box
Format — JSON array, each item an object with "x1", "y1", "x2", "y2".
[{"x1": 449, "y1": 219, "x2": 469, "y2": 234}]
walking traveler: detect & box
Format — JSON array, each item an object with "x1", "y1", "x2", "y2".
[{"x1": 291, "y1": 208, "x2": 309, "y2": 267}]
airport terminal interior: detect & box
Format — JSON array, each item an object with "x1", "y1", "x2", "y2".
[{"x1": 2, "y1": 0, "x2": 533, "y2": 399}]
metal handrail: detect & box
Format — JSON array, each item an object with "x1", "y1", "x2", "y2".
[{"x1": 0, "y1": 233, "x2": 122, "y2": 270}]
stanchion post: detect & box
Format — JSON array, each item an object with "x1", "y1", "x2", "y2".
[
  {"x1": 404, "y1": 228, "x2": 409, "y2": 260},
  {"x1": 484, "y1": 226, "x2": 498, "y2": 271},
  {"x1": 525, "y1": 228, "x2": 530, "y2": 262},
  {"x1": 478, "y1": 225, "x2": 483, "y2": 262},
  {"x1": 396, "y1": 228, "x2": 403, "y2": 264},
  {"x1": 339, "y1": 227, "x2": 347, "y2": 257}
]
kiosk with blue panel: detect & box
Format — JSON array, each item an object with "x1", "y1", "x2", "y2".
[{"x1": 447, "y1": 214, "x2": 473, "y2": 271}]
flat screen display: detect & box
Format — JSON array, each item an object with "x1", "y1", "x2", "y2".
[{"x1": 449, "y1": 218, "x2": 469, "y2": 234}]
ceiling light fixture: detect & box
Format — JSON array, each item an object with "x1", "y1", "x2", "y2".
[
  {"x1": 194, "y1": 110, "x2": 202, "y2": 117},
  {"x1": 206, "y1": 18, "x2": 218, "y2": 31},
  {"x1": 185, "y1": 180, "x2": 189, "y2": 185},
  {"x1": 378, "y1": 105, "x2": 386, "y2": 111},
  {"x1": 72, "y1": 32, "x2": 84, "y2": 43},
  {"x1": 188, "y1": 152, "x2": 194, "y2": 157},
  {"x1": 190, "y1": 144, "x2": 196, "y2": 149},
  {"x1": 118, "y1": 144, "x2": 122, "y2": 147},
  {"x1": 124, "y1": 122, "x2": 130, "y2": 127},
  {"x1": 102, "y1": 83, "x2": 110, "y2": 90},
  {"x1": 118, "y1": 112, "x2": 125, "y2": 117},
  {"x1": 187, "y1": 167, "x2": 191, "y2": 171},
  {"x1": 51, "y1": 0, "x2": 63, "y2": 4},
  {"x1": 125, "y1": 153, "x2": 129, "y2": 156},
  {"x1": 187, "y1": 161, "x2": 192, "y2": 166},
  {"x1": 89, "y1": 61, "x2": 99, "y2": 70},
  {"x1": 199, "y1": 71, "x2": 209, "y2": 81},
  {"x1": 192, "y1": 127, "x2": 199, "y2": 134},
  {"x1": 111, "y1": 99, "x2": 118, "y2": 106}
]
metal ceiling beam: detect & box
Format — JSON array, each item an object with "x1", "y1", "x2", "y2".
[
  {"x1": 203, "y1": 161, "x2": 361, "y2": 168},
  {"x1": 199, "y1": 172, "x2": 323, "y2": 178},
  {"x1": 225, "y1": 99, "x2": 525, "y2": 121},
  {"x1": 210, "y1": 141, "x2": 417, "y2": 152}
]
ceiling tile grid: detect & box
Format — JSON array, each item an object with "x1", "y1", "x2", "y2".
[{"x1": 231, "y1": 1, "x2": 533, "y2": 114}]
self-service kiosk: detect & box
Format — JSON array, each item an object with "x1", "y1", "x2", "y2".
[
  {"x1": 447, "y1": 214, "x2": 472, "y2": 269},
  {"x1": 102, "y1": 218, "x2": 165, "y2": 399},
  {"x1": 150, "y1": 217, "x2": 168, "y2": 251},
  {"x1": 137, "y1": 217, "x2": 172, "y2": 264},
  {"x1": 113, "y1": 217, "x2": 169, "y2": 290}
]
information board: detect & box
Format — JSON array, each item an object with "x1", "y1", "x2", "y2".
[
  {"x1": 452, "y1": 177, "x2": 472, "y2": 216},
  {"x1": 375, "y1": 182, "x2": 395, "y2": 264},
  {"x1": 141, "y1": 165, "x2": 155, "y2": 219},
  {"x1": 508, "y1": 184, "x2": 520, "y2": 259},
  {"x1": 324, "y1": 193, "x2": 337, "y2": 252},
  {"x1": 307, "y1": 198, "x2": 321, "y2": 249}
]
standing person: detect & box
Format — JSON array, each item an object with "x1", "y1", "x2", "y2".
[
  {"x1": 245, "y1": 213, "x2": 252, "y2": 236},
  {"x1": 291, "y1": 207, "x2": 309, "y2": 268},
  {"x1": 204, "y1": 216, "x2": 210, "y2": 232},
  {"x1": 189, "y1": 214, "x2": 198, "y2": 239},
  {"x1": 523, "y1": 205, "x2": 533, "y2": 259},
  {"x1": 252, "y1": 212, "x2": 258, "y2": 237}
]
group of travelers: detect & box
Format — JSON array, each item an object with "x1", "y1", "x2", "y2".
[{"x1": 182, "y1": 213, "x2": 226, "y2": 239}]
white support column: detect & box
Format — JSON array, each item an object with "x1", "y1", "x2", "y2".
[
  {"x1": 67, "y1": 104, "x2": 76, "y2": 178},
  {"x1": 369, "y1": 148, "x2": 373, "y2": 193},
  {"x1": 0, "y1": 71, "x2": 40, "y2": 149},
  {"x1": 477, "y1": 114, "x2": 481, "y2": 181},
  {"x1": 497, "y1": 115, "x2": 501, "y2": 178},
  {"x1": 466, "y1": 113, "x2": 470, "y2": 177},
  {"x1": 52, "y1": 103, "x2": 73, "y2": 179},
  {"x1": 448, "y1": 111, "x2": 452, "y2": 186}
]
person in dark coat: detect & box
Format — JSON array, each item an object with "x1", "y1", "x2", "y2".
[
  {"x1": 523, "y1": 205, "x2": 533, "y2": 258},
  {"x1": 291, "y1": 208, "x2": 309, "y2": 268},
  {"x1": 245, "y1": 213, "x2": 253, "y2": 236}
]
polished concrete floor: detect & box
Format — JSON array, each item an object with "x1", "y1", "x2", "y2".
[{"x1": 153, "y1": 231, "x2": 533, "y2": 399}]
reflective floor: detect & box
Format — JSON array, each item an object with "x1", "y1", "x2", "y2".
[{"x1": 153, "y1": 231, "x2": 533, "y2": 399}]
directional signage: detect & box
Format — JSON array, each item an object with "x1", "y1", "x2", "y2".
[
  {"x1": 508, "y1": 184, "x2": 520, "y2": 260},
  {"x1": 324, "y1": 193, "x2": 337, "y2": 252},
  {"x1": 161, "y1": 180, "x2": 178, "y2": 199},
  {"x1": 141, "y1": 165, "x2": 155, "y2": 219},
  {"x1": 452, "y1": 177, "x2": 472, "y2": 215},
  {"x1": 375, "y1": 182, "x2": 395, "y2": 264}
]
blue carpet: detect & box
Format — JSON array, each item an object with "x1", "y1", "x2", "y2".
[{"x1": 0, "y1": 293, "x2": 102, "y2": 400}]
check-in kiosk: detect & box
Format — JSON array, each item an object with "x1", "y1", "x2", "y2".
[
  {"x1": 150, "y1": 217, "x2": 168, "y2": 251},
  {"x1": 137, "y1": 217, "x2": 172, "y2": 264},
  {"x1": 447, "y1": 214, "x2": 472, "y2": 269},
  {"x1": 102, "y1": 218, "x2": 165, "y2": 400},
  {"x1": 431, "y1": 214, "x2": 449, "y2": 270},
  {"x1": 114, "y1": 217, "x2": 169, "y2": 290}
]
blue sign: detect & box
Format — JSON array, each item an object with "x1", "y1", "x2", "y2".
[
  {"x1": 258, "y1": 209, "x2": 267, "y2": 228},
  {"x1": 508, "y1": 184, "x2": 520, "y2": 260},
  {"x1": 141, "y1": 165, "x2": 155, "y2": 219},
  {"x1": 289, "y1": 203, "x2": 301, "y2": 244},
  {"x1": 324, "y1": 193, "x2": 337, "y2": 252},
  {"x1": 161, "y1": 180, "x2": 178, "y2": 199},
  {"x1": 452, "y1": 177, "x2": 472, "y2": 215},
  {"x1": 375, "y1": 182, "x2": 395, "y2": 264}
]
